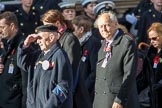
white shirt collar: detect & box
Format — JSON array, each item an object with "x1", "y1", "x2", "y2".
[{"x1": 106, "y1": 29, "x2": 119, "y2": 46}]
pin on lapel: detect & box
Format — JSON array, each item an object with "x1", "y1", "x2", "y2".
[{"x1": 42, "y1": 60, "x2": 54, "y2": 70}]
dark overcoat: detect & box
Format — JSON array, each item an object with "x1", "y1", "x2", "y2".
[
  {"x1": 138, "y1": 47, "x2": 162, "y2": 108},
  {"x1": 15, "y1": 5, "x2": 42, "y2": 37},
  {"x1": 17, "y1": 41, "x2": 73, "y2": 108},
  {"x1": 32, "y1": 0, "x2": 61, "y2": 15},
  {"x1": 74, "y1": 36, "x2": 101, "y2": 108},
  {"x1": 137, "y1": 6, "x2": 162, "y2": 44},
  {"x1": 93, "y1": 29, "x2": 140, "y2": 108},
  {"x1": 59, "y1": 29, "x2": 81, "y2": 82},
  {"x1": 0, "y1": 33, "x2": 24, "y2": 108}
]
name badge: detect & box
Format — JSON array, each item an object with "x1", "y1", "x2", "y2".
[
  {"x1": 8, "y1": 64, "x2": 14, "y2": 74},
  {"x1": 101, "y1": 58, "x2": 107, "y2": 68},
  {"x1": 153, "y1": 63, "x2": 157, "y2": 68},
  {"x1": 81, "y1": 56, "x2": 86, "y2": 62}
]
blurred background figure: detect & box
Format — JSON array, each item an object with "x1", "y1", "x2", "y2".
[
  {"x1": 58, "y1": 0, "x2": 77, "y2": 21},
  {"x1": 80, "y1": 0, "x2": 98, "y2": 23},
  {"x1": 15, "y1": 0, "x2": 42, "y2": 38},
  {"x1": 137, "y1": 0, "x2": 162, "y2": 44},
  {"x1": 72, "y1": 15, "x2": 101, "y2": 108},
  {"x1": 80, "y1": 0, "x2": 102, "y2": 41},
  {"x1": 133, "y1": 0, "x2": 152, "y2": 22},
  {"x1": 93, "y1": 0, "x2": 116, "y2": 16},
  {"x1": 32, "y1": 0, "x2": 61, "y2": 15}
]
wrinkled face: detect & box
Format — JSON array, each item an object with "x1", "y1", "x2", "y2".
[
  {"x1": 21, "y1": 0, "x2": 33, "y2": 7},
  {"x1": 97, "y1": 13, "x2": 118, "y2": 40},
  {"x1": 148, "y1": 30, "x2": 162, "y2": 49},
  {"x1": 84, "y1": 2, "x2": 97, "y2": 16},
  {"x1": 36, "y1": 32, "x2": 57, "y2": 51},
  {"x1": 0, "y1": 18, "x2": 12, "y2": 39},
  {"x1": 62, "y1": 9, "x2": 76, "y2": 21}
]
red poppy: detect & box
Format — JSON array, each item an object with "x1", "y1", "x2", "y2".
[
  {"x1": 11, "y1": 49, "x2": 15, "y2": 55},
  {"x1": 83, "y1": 50, "x2": 88, "y2": 56},
  {"x1": 104, "y1": 47, "x2": 111, "y2": 52},
  {"x1": 153, "y1": 55, "x2": 160, "y2": 64}
]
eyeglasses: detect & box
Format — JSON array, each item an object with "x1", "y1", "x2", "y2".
[{"x1": 149, "y1": 37, "x2": 158, "y2": 41}]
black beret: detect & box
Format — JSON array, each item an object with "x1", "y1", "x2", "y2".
[{"x1": 35, "y1": 25, "x2": 58, "y2": 33}]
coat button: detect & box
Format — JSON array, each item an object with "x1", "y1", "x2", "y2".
[
  {"x1": 103, "y1": 91, "x2": 106, "y2": 95},
  {"x1": 125, "y1": 97, "x2": 128, "y2": 101},
  {"x1": 40, "y1": 6, "x2": 43, "y2": 10},
  {"x1": 95, "y1": 91, "x2": 98, "y2": 94},
  {"x1": 20, "y1": 23, "x2": 24, "y2": 26},
  {"x1": 103, "y1": 77, "x2": 106, "y2": 80}
]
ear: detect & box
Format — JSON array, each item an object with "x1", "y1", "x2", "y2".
[
  {"x1": 49, "y1": 33, "x2": 54, "y2": 41},
  {"x1": 49, "y1": 33, "x2": 58, "y2": 42},
  {"x1": 57, "y1": 33, "x2": 61, "y2": 39},
  {"x1": 79, "y1": 26, "x2": 84, "y2": 34},
  {"x1": 55, "y1": 20, "x2": 60, "y2": 27},
  {"x1": 10, "y1": 23, "x2": 15, "y2": 30}
]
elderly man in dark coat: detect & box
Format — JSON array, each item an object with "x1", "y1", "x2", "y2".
[
  {"x1": 17, "y1": 25, "x2": 73, "y2": 108},
  {"x1": 93, "y1": 11, "x2": 140, "y2": 108}
]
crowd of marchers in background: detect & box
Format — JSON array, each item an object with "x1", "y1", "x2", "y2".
[{"x1": 0, "y1": 0, "x2": 162, "y2": 108}]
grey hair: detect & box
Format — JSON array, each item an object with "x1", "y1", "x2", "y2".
[
  {"x1": 94, "y1": 11, "x2": 118, "y2": 28},
  {"x1": 107, "y1": 11, "x2": 118, "y2": 22}
]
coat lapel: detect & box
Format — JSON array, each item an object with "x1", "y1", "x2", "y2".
[{"x1": 97, "y1": 40, "x2": 107, "y2": 62}]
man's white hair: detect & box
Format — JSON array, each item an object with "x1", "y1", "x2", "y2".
[{"x1": 94, "y1": 11, "x2": 118, "y2": 28}]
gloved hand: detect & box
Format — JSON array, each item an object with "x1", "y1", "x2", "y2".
[
  {"x1": 125, "y1": 13, "x2": 137, "y2": 25},
  {"x1": 0, "y1": 3, "x2": 5, "y2": 12}
]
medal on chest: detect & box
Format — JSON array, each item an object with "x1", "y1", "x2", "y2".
[
  {"x1": 81, "y1": 50, "x2": 89, "y2": 62},
  {"x1": 42, "y1": 60, "x2": 54, "y2": 70},
  {"x1": 36, "y1": 60, "x2": 54, "y2": 70}
]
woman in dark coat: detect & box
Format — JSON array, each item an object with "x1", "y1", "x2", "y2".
[
  {"x1": 138, "y1": 22, "x2": 162, "y2": 108},
  {"x1": 147, "y1": 23, "x2": 162, "y2": 108}
]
